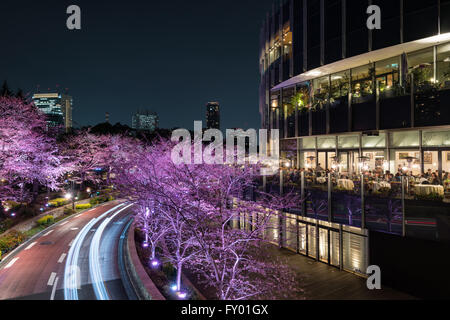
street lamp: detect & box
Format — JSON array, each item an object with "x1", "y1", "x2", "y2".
[
  {"x1": 307, "y1": 156, "x2": 316, "y2": 169},
  {"x1": 65, "y1": 192, "x2": 75, "y2": 210},
  {"x1": 358, "y1": 156, "x2": 370, "y2": 172}
]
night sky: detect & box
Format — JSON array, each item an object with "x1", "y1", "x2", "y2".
[{"x1": 0, "y1": 0, "x2": 275, "y2": 131}]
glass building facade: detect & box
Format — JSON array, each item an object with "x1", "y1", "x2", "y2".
[
  {"x1": 260, "y1": 0, "x2": 450, "y2": 179},
  {"x1": 32, "y1": 93, "x2": 72, "y2": 132},
  {"x1": 132, "y1": 111, "x2": 159, "y2": 132},
  {"x1": 206, "y1": 102, "x2": 220, "y2": 130}
]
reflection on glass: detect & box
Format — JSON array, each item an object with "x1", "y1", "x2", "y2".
[
  {"x1": 376, "y1": 56, "x2": 401, "y2": 99},
  {"x1": 351, "y1": 64, "x2": 374, "y2": 104},
  {"x1": 282, "y1": 23, "x2": 292, "y2": 61},
  {"x1": 437, "y1": 43, "x2": 450, "y2": 90},
  {"x1": 270, "y1": 92, "x2": 279, "y2": 130},
  {"x1": 283, "y1": 87, "x2": 295, "y2": 137},
  {"x1": 312, "y1": 76, "x2": 330, "y2": 110},
  {"x1": 407, "y1": 48, "x2": 434, "y2": 92},
  {"x1": 292, "y1": 83, "x2": 310, "y2": 113},
  {"x1": 331, "y1": 71, "x2": 350, "y2": 105}
]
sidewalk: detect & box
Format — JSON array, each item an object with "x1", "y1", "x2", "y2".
[
  {"x1": 270, "y1": 246, "x2": 415, "y2": 300},
  {"x1": 0, "y1": 198, "x2": 91, "y2": 237}
]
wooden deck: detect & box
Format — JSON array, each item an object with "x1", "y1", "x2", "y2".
[{"x1": 273, "y1": 247, "x2": 416, "y2": 300}]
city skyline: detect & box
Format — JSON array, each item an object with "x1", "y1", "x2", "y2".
[
  {"x1": 1, "y1": 0, "x2": 449, "y2": 305},
  {"x1": 0, "y1": 0, "x2": 275, "y2": 131}
]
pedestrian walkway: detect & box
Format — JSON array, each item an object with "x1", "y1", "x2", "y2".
[
  {"x1": 0, "y1": 199, "x2": 91, "y2": 238},
  {"x1": 270, "y1": 246, "x2": 415, "y2": 300}
]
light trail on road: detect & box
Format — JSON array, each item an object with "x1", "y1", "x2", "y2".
[
  {"x1": 89, "y1": 203, "x2": 134, "y2": 300},
  {"x1": 63, "y1": 202, "x2": 127, "y2": 300}
]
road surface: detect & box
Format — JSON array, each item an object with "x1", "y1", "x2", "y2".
[{"x1": 0, "y1": 201, "x2": 137, "y2": 300}]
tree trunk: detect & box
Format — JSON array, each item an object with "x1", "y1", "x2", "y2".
[
  {"x1": 151, "y1": 246, "x2": 156, "y2": 260},
  {"x1": 32, "y1": 179, "x2": 39, "y2": 203},
  {"x1": 176, "y1": 262, "x2": 182, "y2": 291}
]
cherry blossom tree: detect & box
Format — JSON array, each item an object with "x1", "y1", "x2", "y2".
[
  {"x1": 115, "y1": 138, "x2": 302, "y2": 300},
  {"x1": 134, "y1": 200, "x2": 169, "y2": 261},
  {"x1": 0, "y1": 97, "x2": 67, "y2": 203},
  {"x1": 60, "y1": 133, "x2": 112, "y2": 191}
]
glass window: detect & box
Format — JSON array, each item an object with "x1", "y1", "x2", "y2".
[
  {"x1": 318, "y1": 152, "x2": 326, "y2": 170},
  {"x1": 339, "y1": 152, "x2": 349, "y2": 172},
  {"x1": 423, "y1": 151, "x2": 439, "y2": 175},
  {"x1": 270, "y1": 92, "x2": 280, "y2": 130},
  {"x1": 327, "y1": 152, "x2": 337, "y2": 171},
  {"x1": 293, "y1": 83, "x2": 311, "y2": 113},
  {"x1": 389, "y1": 131, "x2": 420, "y2": 147},
  {"x1": 300, "y1": 137, "x2": 315, "y2": 149},
  {"x1": 391, "y1": 150, "x2": 421, "y2": 176},
  {"x1": 362, "y1": 133, "x2": 386, "y2": 148},
  {"x1": 443, "y1": 151, "x2": 450, "y2": 177},
  {"x1": 376, "y1": 56, "x2": 401, "y2": 99},
  {"x1": 283, "y1": 87, "x2": 296, "y2": 138},
  {"x1": 269, "y1": 49, "x2": 275, "y2": 65},
  {"x1": 312, "y1": 76, "x2": 330, "y2": 110},
  {"x1": 437, "y1": 42, "x2": 450, "y2": 90},
  {"x1": 317, "y1": 136, "x2": 336, "y2": 149},
  {"x1": 422, "y1": 130, "x2": 450, "y2": 147},
  {"x1": 301, "y1": 151, "x2": 316, "y2": 169},
  {"x1": 282, "y1": 24, "x2": 293, "y2": 61},
  {"x1": 330, "y1": 70, "x2": 350, "y2": 104},
  {"x1": 407, "y1": 48, "x2": 435, "y2": 91},
  {"x1": 338, "y1": 135, "x2": 359, "y2": 149},
  {"x1": 351, "y1": 64, "x2": 374, "y2": 104},
  {"x1": 361, "y1": 151, "x2": 386, "y2": 173}
]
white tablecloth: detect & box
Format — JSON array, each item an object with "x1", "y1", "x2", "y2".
[
  {"x1": 372, "y1": 181, "x2": 391, "y2": 192},
  {"x1": 316, "y1": 177, "x2": 327, "y2": 184},
  {"x1": 337, "y1": 179, "x2": 354, "y2": 191},
  {"x1": 414, "y1": 185, "x2": 444, "y2": 196}
]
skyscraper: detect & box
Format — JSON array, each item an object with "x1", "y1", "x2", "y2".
[
  {"x1": 132, "y1": 110, "x2": 159, "y2": 132},
  {"x1": 32, "y1": 93, "x2": 73, "y2": 132},
  {"x1": 206, "y1": 102, "x2": 220, "y2": 130}
]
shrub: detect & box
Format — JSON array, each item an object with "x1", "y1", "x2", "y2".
[
  {"x1": 0, "y1": 230, "x2": 25, "y2": 254},
  {"x1": 415, "y1": 192, "x2": 444, "y2": 202},
  {"x1": 372, "y1": 187, "x2": 392, "y2": 198},
  {"x1": 64, "y1": 207, "x2": 76, "y2": 215},
  {"x1": 3, "y1": 201, "x2": 21, "y2": 210},
  {"x1": 89, "y1": 195, "x2": 113, "y2": 206},
  {"x1": 17, "y1": 206, "x2": 36, "y2": 217},
  {"x1": 75, "y1": 203, "x2": 91, "y2": 210},
  {"x1": 37, "y1": 215, "x2": 54, "y2": 226},
  {"x1": 0, "y1": 218, "x2": 15, "y2": 233},
  {"x1": 162, "y1": 262, "x2": 177, "y2": 281},
  {"x1": 48, "y1": 198, "x2": 69, "y2": 207}
]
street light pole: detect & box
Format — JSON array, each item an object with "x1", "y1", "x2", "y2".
[{"x1": 72, "y1": 180, "x2": 75, "y2": 210}]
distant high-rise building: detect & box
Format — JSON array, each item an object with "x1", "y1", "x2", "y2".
[
  {"x1": 206, "y1": 102, "x2": 220, "y2": 130},
  {"x1": 32, "y1": 93, "x2": 73, "y2": 132},
  {"x1": 132, "y1": 110, "x2": 159, "y2": 132}
]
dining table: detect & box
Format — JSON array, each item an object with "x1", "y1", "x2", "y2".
[
  {"x1": 414, "y1": 184, "x2": 445, "y2": 196},
  {"x1": 337, "y1": 179, "x2": 355, "y2": 191},
  {"x1": 372, "y1": 181, "x2": 391, "y2": 192},
  {"x1": 316, "y1": 177, "x2": 327, "y2": 184}
]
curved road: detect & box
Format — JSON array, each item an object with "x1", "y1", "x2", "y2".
[{"x1": 0, "y1": 201, "x2": 137, "y2": 300}]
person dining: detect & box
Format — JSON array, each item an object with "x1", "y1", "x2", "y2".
[
  {"x1": 431, "y1": 173, "x2": 441, "y2": 186},
  {"x1": 315, "y1": 163, "x2": 324, "y2": 172},
  {"x1": 418, "y1": 174, "x2": 428, "y2": 184}
]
